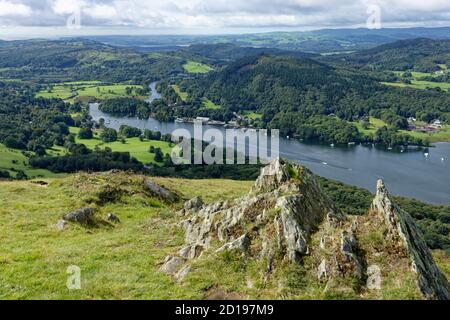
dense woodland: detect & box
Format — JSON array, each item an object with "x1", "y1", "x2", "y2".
[{"x1": 172, "y1": 54, "x2": 448, "y2": 146}]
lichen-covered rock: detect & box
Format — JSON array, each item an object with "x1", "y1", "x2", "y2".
[
  {"x1": 144, "y1": 179, "x2": 179, "y2": 203},
  {"x1": 178, "y1": 158, "x2": 338, "y2": 264},
  {"x1": 168, "y1": 160, "x2": 449, "y2": 300},
  {"x1": 161, "y1": 256, "x2": 185, "y2": 275},
  {"x1": 216, "y1": 234, "x2": 250, "y2": 253},
  {"x1": 184, "y1": 196, "x2": 204, "y2": 212},
  {"x1": 372, "y1": 179, "x2": 450, "y2": 300},
  {"x1": 64, "y1": 208, "x2": 95, "y2": 225}
]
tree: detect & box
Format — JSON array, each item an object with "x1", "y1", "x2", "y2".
[
  {"x1": 100, "y1": 128, "x2": 118, "y2": 143},
  {"x1": 78, "y1": 127, "x2": 93, "y2": 139},
  {"x1": 154, "y1": 148, "x2": 164, "y2": 162}
]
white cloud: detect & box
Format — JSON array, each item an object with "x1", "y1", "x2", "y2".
[
  {"x1": 2, "y1": 0, "x2": 450, "y2": 30},
  {"x1": 0, "y1": 0, "x2": 32, "y2": 16}
]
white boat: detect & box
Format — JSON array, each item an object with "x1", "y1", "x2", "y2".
[
  {"x1": 424, "y1": 153, "x2": 429, "y2": 158},
  {"x1": 330, "y1": 143, "x2": 335, "y2": 147}
]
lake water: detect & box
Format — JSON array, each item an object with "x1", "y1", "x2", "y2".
[{"x1": 90, "y1": 82, "x2": 450, "y2": 205}]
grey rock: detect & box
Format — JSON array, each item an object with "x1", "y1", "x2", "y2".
[
  {"x1": 176, "y1": 266, "x2": 191, "y2": 282},
  {"x1": 64, "y1": 208, "x2": 95, "y2": 225},
  {"x1": 106, "y1": 213, "x2": 120, "y2": 223},
  {"x1": 216, "y1": 234, "x2": 251, "y2": 253},
  {"x1": 372, "y1": 179, "x2": 450, "y2": 300},
  {"x1": 252, "y1": 157, "x2": 289, "y2": 192},
  {"x1": 144, "y1": 179, "x2": 179, "y2": 203},
  {"x1": 184, "y1": 196, "x2": 204, "y2": 212},
  {"x1": 161, "y1": 256, "x2": 185, "y2": 275},
  {"x1": 318, "y1": 259, "x2": 328, "y2": 281}
]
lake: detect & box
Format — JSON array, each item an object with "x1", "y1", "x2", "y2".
[{"x1": 89, "y1": 83, "x2": 450, "y2": 205}]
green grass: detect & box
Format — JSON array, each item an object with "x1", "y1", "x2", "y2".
[
  {"x1": 399, "y1": 125, "x2": 450, "y2": 143},
  {"x1": 0, "y1": 144, "x2": 63, "y2": 179},
  {"x1": 353, "y1": 118, "x2": 450, "y2": 142},
  {"x1": 383, "y1": 80, "x2": 450, "y2": 91},
  {"x1": 353, "y1": 117, "x2": 387, "y2": 136},
  {"x1": 171, "y1": 85, "x2": 188, "y2": 102},
  {"x1": 242, "y1": 111, "x2": 263, "y2": 120},
  {"x1": 183, "y1": 61, "x2": 214, "y2": 74},
  {"x1": 70, "y1": 127, "x2": 172, "y2": 164},
  {"x1": 0, "y1": 172, "x2": 252, "y2": 299},
  {"x1": 37, "y1": 82, "x2": 145, "y2": 103},
  {"x1": 201, "y1": 99, "x2": 221, "y2": 110}
]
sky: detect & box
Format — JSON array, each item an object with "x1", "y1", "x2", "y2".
[{"x1": 1, "y1": 0, "x2": 450, "y2": 38}]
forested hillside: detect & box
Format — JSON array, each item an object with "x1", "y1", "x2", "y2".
[
  {"x1": 0, "y1": 39, "x2": 184, "y2": 83},
  {"x1": 178, "y1": 54, "x2": 449, "y2": 145},
  {"x1": 331, "y1": 38, "x2": 450, "y2": 72}
]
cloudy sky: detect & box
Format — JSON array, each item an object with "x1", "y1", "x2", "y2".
[{"x1": 1, "y1": 0, "x2": 450, "y2": 37}]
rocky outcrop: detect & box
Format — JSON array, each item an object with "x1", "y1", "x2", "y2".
[
  {"x1": 372, "y1": 180, "x2": 450, "y2": 300},
  {"x1": 161, "y1": 159, "x2": 449, "y2": 300},
  {"x1": 64, "y1": 208, "x2": 95, "y2": 225},
  {"x1": 177, "y1": 158, "x2": 341, "y2": 263},
  {"x1": 144, "y1": 179, "x2": 179, "y2": 203}
]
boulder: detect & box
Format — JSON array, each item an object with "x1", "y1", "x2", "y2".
[
  {"x1": 64, "y1": 208, "x2": 95, "y2": 225},
  {"x1": 144, "y1": 179, "x2": 179, "y2": 203},
  {"x1": 161, "y1": 256, "x2": 185, "y2": 275}
]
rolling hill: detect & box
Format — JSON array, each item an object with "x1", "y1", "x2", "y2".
[{"x1": 331, "y1": 38, "x2": 450, "y2": 72}]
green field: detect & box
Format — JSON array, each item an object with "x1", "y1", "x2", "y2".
[
  {"x1": 353, "y1": 117, "x2": 450, "y2": 142},
  {"x1": 400, "y1": 125, "x2": 450, "y2": 143},
  {"x1": 383, "y1": 80, "x2": 450, "y2": 91},
  {"x1": 201, "y1": 99, "x2": 221, "y2": 110},
  {"x1": 71, "y1": 127, "x2": 173, "y2": 164},
  {"x1": 37, "y1": 82, "x2": 146, "y2": 103},
  {"x1": 0, "y1": 173, "x2": 253, "y2": 299},
  {"x1": 183, "y1": 61, "x2": 214, "y2": 74},
  {"x1": 171, "y1": 85, "x2": 188, "y2": 102},
  {"x1": 242, "y1": 111, "x2": 263, "y2": 120},
  {"x1": 353, "y1": 117, "x2": 387, "y2": 136},
  {"x1": 0, "y1": 144, "x2": 63, "y2": 179}
]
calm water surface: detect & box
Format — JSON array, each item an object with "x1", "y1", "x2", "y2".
[{"x1": 90, "y1": 82, "x2": 450, "y2": 205}]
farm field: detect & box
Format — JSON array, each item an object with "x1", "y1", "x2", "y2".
[
  {"x1": 382, "y1": 80, "x2": 450, "y2": 91},
  {"x1": 0, "y1": 144, "x2": 64, "y2": 179},
  {"x1": 183, "y1": 61, "x2": 214, "y2": 74},
  {"x1": 70, "y1": 127, "x2": 173, "y2": 165},
  {"x1": 36, "y1": 82, "x2": 146, "y2": 103}
]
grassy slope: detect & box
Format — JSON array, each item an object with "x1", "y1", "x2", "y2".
[
  {"x1": 0, "y1": 172, "x2": 252, "y2": 299},
  {"x1": 37, "y1": 83, "x2": 145, "y2": 103},
  {"x1": 171, "y1": 85, "x2": 188, "y2": 102},
  {"x1": 183, "y1": 61, "x2": 214, "y2": 74},
  {"x1": 0, "y1": 144, "x2": 63, "y2": 179},
  {"x1": 70, "y1": 127, "x2": 172, "y2": 165},
  {"x1": 383, "y1": 81, "x2": 450, "y2": 91},
  {"x1": 0, "y1": 172, "x2": 448, "y2": 300}
]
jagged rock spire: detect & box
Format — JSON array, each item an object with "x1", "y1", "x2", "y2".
[{"x1": 372, "y1": 179, "x2": 450, "y2": 300}]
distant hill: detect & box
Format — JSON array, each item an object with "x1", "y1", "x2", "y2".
[
  {"x1": 176, "y1": 43, "x2": 316, "y2": 66},
  {"x1": 330, "y1": 38, "x2": 450, "y2": 72},
  {"x1": 0, "y1": 39, "x2": 184, "y2": 83},
  {"x1": 82, "y1": 27, "x2": 450, "y2": 54}
]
